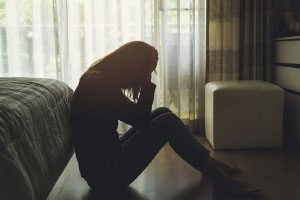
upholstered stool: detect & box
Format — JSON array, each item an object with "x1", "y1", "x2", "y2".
[{"x1": 205, "y1": 81, "x2": 284, "y2": 150}]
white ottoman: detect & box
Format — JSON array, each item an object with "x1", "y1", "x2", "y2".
[{"x1": 205, "y1": 81, "x2": 284, "y2": 150}]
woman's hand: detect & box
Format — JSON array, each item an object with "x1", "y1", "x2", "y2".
[
  {"x1": 149, "y1": 49, "x2": 158, "y2": 73},
  {"x1": 145, "y1": 73, "x2": 152, "y2": 82},
  {"x1": 145, "y1": 49, "x2": 157, "y2": 82}
]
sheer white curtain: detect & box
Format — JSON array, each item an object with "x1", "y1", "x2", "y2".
[
  {"x1": 0, "y1": 0, "x2": 206, "y2": 133},
  {"x1": 0, "y1": 0, "x2": 58, "y2": 78}
]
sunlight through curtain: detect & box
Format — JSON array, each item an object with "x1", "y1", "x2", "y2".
[{"x1": 0, "y1": 0, "x2": 206, "y2": 133}]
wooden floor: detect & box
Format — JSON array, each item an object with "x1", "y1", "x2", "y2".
[{"x1": 47, "y1": 136, "x2": 300, "y2": 200}]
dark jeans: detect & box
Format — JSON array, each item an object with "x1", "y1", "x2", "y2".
[{"x1": 88, "y1": 107, "x2": 210, "y2": 192}]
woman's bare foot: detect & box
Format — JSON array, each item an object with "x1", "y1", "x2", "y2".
[
  {"x1": 214, "y1": 177, "x2": 261, "y2": 197},
  {"x1": 202, "y1": 157, "x2": 260, "y2": 197}
]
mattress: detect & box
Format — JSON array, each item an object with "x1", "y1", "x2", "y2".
[{"x1": 0, "y1": 78, "x2": 74, "y2": 200}]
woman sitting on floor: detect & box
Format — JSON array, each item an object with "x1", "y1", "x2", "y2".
[{"x1": 70, "y1": 41, "x2": 261, "y2": 197}]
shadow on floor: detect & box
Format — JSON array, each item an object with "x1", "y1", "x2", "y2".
[
  {"x1": 82, "y1": 180, "x2": 263, "y2": 200},
  {"x1": 169, "y1": 177, "x2": 263, "y2": 200},
  {"x1": 84, "y1": 187, "x2": 149, "y2": 200},
  {"x1": 169, "y1": 178, "x2": 212, "y2": 200}
]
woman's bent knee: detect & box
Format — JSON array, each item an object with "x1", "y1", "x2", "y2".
[
  {"x1": 151, "y1": 107, "x2": 172, "y2": 117},
  {"x1": 150, "y1": 112, "x2": 182, "y2": 127},
  {"x1": 146, "y1": 112, "x2": 185, "y2": 140}
]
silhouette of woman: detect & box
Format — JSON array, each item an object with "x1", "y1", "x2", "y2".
[{"x1": 70, "y1": 41, "x2": 260, "y2": 197}]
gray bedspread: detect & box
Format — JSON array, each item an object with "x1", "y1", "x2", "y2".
[{"x1": 0, "y1": 78, "x2": 74, "y2": 200}]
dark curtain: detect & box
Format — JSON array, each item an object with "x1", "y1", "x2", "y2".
[
  {"x1": 239, "y1": 0, "x2": 275, "y2": 81},
  {"x1": 206, "y1": 0, "x2": 241, "y2": 81},
  {"x1": 207, "y1": 0, "x2": 275, "y2": 82}
]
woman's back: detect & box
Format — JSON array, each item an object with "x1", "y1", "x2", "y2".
[{"x1": 70, "y1": 76, "x2": 121, "y2": 178}]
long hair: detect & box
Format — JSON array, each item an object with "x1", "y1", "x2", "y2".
[{"x1": 84, "y1": 41, "x2": 157, "y2": 101}]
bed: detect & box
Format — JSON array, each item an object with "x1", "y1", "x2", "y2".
[{"x1": 0, "y1": 77, "x2": 74, "y2": 200}]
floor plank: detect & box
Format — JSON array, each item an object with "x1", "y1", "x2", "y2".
[{"x1": 47, "y1": 136, "x2": 300, "y2": 200}]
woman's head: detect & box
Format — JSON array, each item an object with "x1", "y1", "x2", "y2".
[
  {"x1": 115, "y1": 41, "x2": 158, "y2": 77},
  {"x1": 91, "y1": 41, "x2": 158, "y2": 100}
]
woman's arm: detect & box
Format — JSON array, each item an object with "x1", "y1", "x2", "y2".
[
  {"x1": 75, "y1": 77, "x2": 156, "y2": 127},
  {"x1": 117, "y1": 81, "x2": 156, "y2": 127}
]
